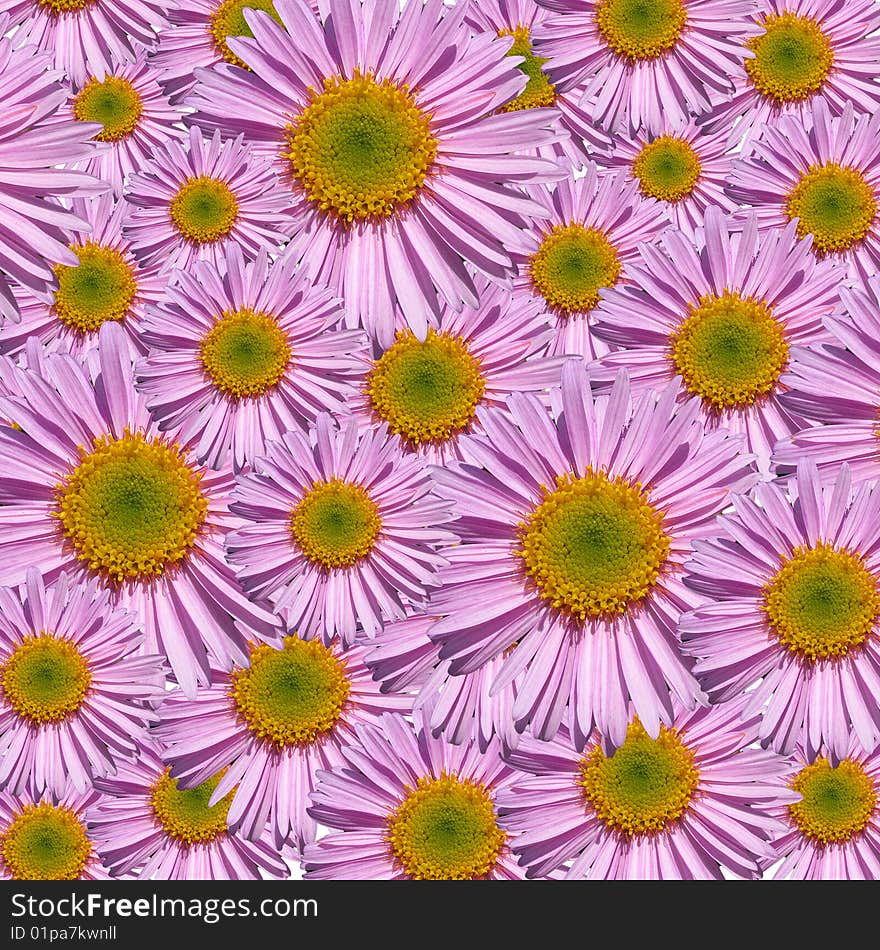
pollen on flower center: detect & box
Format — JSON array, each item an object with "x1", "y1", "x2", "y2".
[
  {"x1": 579, "y1": 719, "x2": 700, "y2": 837},
  {"x1": 36, "y1": 0, "x2": 96, "y2": 13},
  {"x1": 529, "y1": 224, "x2": 622, "y2": 316},
  {"x1": 150, "y1": 770, "x2": 232, "y2": 845},
  {"x1": 387, "y1": 773, "x2": 506, "y2": 880},
  {"x1": 366, "y1": 329, "x2": 486, "y2": 446},
  {"x1": 169, "y1": 176, "x2": 239, "y2": 244},
  {"x1": 200, "y1": 308, "x2": 292, "y2": 399},
  {"x1": 669, "y1": 291, "x2": 789, "y2": 412},
  {"x1": 1, "y1": 803, "x2": 92, "y2": 880},
  {"x1": 55, "y1": 429, "x2": 208, "y2": 584},
  {"x1": 763, "y1": 544, "x2": 880, "y2": 662},
  {"x1": 231, "y1": 637, "x2": 351, "y2": 748},
  {"x1": 745, "y1": 13, "x2": 834, "y2": 104},
  {"x1": 516, "y1": 469, "x2": 671, "y2": 623},
  {"x1": 290, "y1": 479, "x2": 381, "y2": 570},
  {"x1": 210, "y1": 0, "x2": 283, "y2": 68},
  {"x1": 595, "y1": 0, "x2": 687, "y2": 62},
  {"x1": 52, "y1": 242, "x2": 138, "y2": 335},
  {"x1": 0, "y1": 633, "x2": 91, "y2": 725},
  {"x1": 283, "y1": 71, "x2": 438, "y2": 225},
  {"x1": 72, "y1": 76, "x2": 143, "y2": 142},
  {"x1": 789, "y1": 757, "x2": 877, "y2": 845},
  {"x1": 498, "y1": 26, "x2": 556, "y2": 112},
  {"x1": 632, "y1": 135, "x2": 701, "y2": 202},
  {"x1": 785, "y1": 162, "x2": 877, "y2": 254}
]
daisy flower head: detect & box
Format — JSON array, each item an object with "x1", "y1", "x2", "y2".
[
  {"x1": 1, "y1": 0, "x2": 172, "y2": 87},
  {"x1": 428, "y1": 360, "x2": 757, "y2": 751},
  {"x1": 594, "y1": 118, "x2": 739, "y2": 237},
  {"x1": 303, "y1": 713, "x2": 528, "y2": 879},
  {"x1": 0, "y1": 567, "x2": 164, "y2": 797},
  {"x1": 682, "y1": 461, "x2": 880, "y2": 761},
  {"x1": 188, "y1": 0, "x2": 568, "y2": 346},
  {"x1": 769, "y1": 737, "x2": 880, "y2": 879},
  {"x1": 137, "y1": 243, "x2": 367, "y2": 472},
  {"x1": 702, "y1": 0, "x2": 880, "y2": 144},
  {"x1": 0, "y1": 322, "x2": 281, "y2": 698},
  {"x1": 775, "y1": 275, "x2": 880, "y2": 484},
  {"x1": 0, "y1": 30, "x2": 108, "y2": 322},
  {"x1": 511, "y1": 164, "x2": 669, "y2": 358},
  {"x1": 355, "y1": 276, "x2": 565, "y2": 463},
  {"x1": 124, "y1": 125, "x2": 295, "y2": 273},
  {"x1": 498, "y1": 696, "x2": 793, "y2": 879},
  {"x1": 531, "y1": 0, "x2": 759, "y2": 135},
  {"x1": 590, "y1": 207, "x2": 842, "y2": 471},
  {"x1": 0, "y1": 787, "x2": 112, "y2": 880},
  {"x1": 0, "y1": 194, "x2": 165, "y2": 360},
  {"x1": 225, "y1": 413, "x2": 457, "y2": 644},
  {"x1": 729, "y1": 98, "x2": 880, "y2": 284},
  {"x1": 154, "y1": 634, "x2": 412, "y2": 850},
  {"x1": 89, "y1": 741, "x2": 289, "y2": 879}
]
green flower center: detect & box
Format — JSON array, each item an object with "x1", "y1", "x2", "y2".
[
  {"x1": 595, "y1": 0, "x2": 687, "y2": 62},
  {"x1": 763, "y1": 544, "x2": 880, "y2": 662},
  {"x1": 498, "y1": 26, "x2": 556, "y2": 112},
  {"x1": 516, "y1": 469, "x2": 671, "y2": 622},
  {"x1": 669, "y1": 291, "x2": 789, "y2": 412},
  {"x1": 151, "y1": 770, "x2": 232, "y2": 845},
  {"x1": 789, "y1": 758, "x2": 877, "y2": 845},
  {"x1": 200, "y1": 308, "x2": 291, "y2": 399},
  {"x1": 387, "y1": 774, "x2": 506, "y2": 880},
  {"x1": 72, "y1": 76, "x2": 142, "y2": 142},
  {"x1": 52, "y1": 242, "x2": 137, "y2": 335},
  {"x1": 209, "y1": 0, "x2": 284, "y2": 68},
  {"x1": 231, "y1": 636, "x2": 350, "y2": 748},
  {"x1": 1, "y1": 804, "x2": 92, "y2": 880},
  {"x1": 169, "y1": 176, "x2": 239, "y2": 244},
  {"x1": 0, "y1": 634, "x2": 91, "y2": 725},
  {"x1": 745, "y1": 13, "x2": 834, "y2": 104},
  {"x1": 632, "y1": 135, "x2": 701, "y2": 202}
]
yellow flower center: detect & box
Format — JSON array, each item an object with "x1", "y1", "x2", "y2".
[
  {"x1": 366, "y1": 329, "x2": 486, "y2": 447},
  {"x1": 579, "y1": 719, "x2": 699, "y2": 837},
  {"x1": 283, "y1": 71, "x2": 438, "y2": 225},
  {"x1": 199, "y1": 308, "x2": 291, "y2": 399},
  {"x1": 789, "y1": 757, "x2": 877, "y2": 845},
  {"x1": 498, "y1": 26, "x2": 556, "y2": 112},
  {"x1": 209, "y1": 0, "x2": 284, "y2": 68},
  {"x1": 785, "y1": 162, "x2": 878, "y2": 254},
  {"x1": 763, "y1": 544, "x2": 880, "y2": 662},
  {"x1": 596, "y1": 0, "x2": 687, "y2": 62},
  {"x1": 1, "y1": 633, "x2": 91, "y2": 725},
  {"x1": 52, "y1": 242, "x2": 137, "y2": 335},
  {"x1": 516, "y1": 469, "x2": 670, "y2": 623},
  {"x1": 150, "y1": 770, "x2": 232, "y2": 846},
  {"x1": 169, "y1": 176, "x2": 239, "y2": 244},
  {"x1": 72, "y1": 76, "x2": 143, "y2": 142},
  {"x1": 669, "y1": 291, "x2": 789, "y2": 412},
  {"x1": 1, "y1": 803, "x2": 93, "y2": 880},
  {"x1": 387, "y1": 774, "x2": 506, "y2": 880},
  {"x1": 745, "y1": 13, "x2": 834, "y2": 104},
  {"x1": 231, "y1": 636, "x2": 350, "y2": 749},
  {"x1": 55, "y1": 430, "x2": 208, "y2": 584},
  {"x1": 290, "y1": 478, "x2": 381, "y2": 570},
  {"x1": 35, "y1": 0, "x2": 95, "y2": 13},
  {"x1": 529, "y1": 224, "x2": 622, "y2": 316},
  {"x1": 632, "y1": 135, "x2": 701, "y2": 202}
]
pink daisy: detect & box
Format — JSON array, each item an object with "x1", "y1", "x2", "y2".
[
  {"x1": 0, "y1": 322, "x2": 281, "y2": 698},
  {"x1": 768, "y1": 737, "x2": 880, "y2": 879},
  {"x1": 682, "y1": 461, "x2": 880, "y2": 761},
  {"x1": 427, "y1": 360, "x2": 757, "y2": 751},
  {"x1": 303, "y1": 713, "x2": 530, "y2": 879},
  {"x1": 0, "y1": 0, "x2": 172, "y2": 86},
  {"x1": 225, "y1": 413, "x2": 457, "y2": 644},
  {"x1": 729, "y1": 98, "x2": 880, "y2": 284},
  {"x1": 590, "y1": 207, "x2": 842, "y2": 471},
  {"x1": 0, "y1": 787, "x2": 113, "y2": 880},
  {"x1": 124, "y1": 125, "x2": 294, "y2": 274},
  {"x1": 89, "y1": 740, "x2": 289, "y2": 879},
  {"x1": 531, "y1": 0, "x2": 758, "y2": 134},
  {"x1": 137, "y1": 242, "x2": 367, "y2": 472},
  {"x1": 0, "y1": 28, "x2": 107, "y2": 322},
  {"x1": 154, "y1": 634, "x2": 412, "y2": 851},
  {"x1": 509, "y1": 165, "x2": 669, "y2": 358},
  {"x1": 188, "y1": 0, "x2": 567, "y2": 346},
  {"x1": 0, "y1": 567, "x2": 164, "y2": 797},
  {"x1": 352, "y1": 276, "x2": 565, "y2": 463},
  {"x1": 0, "y1": 194, "x2": 166, "y2": 360},
  {"x1": 774, "y1": 274, "x2": 880, "y2": 483},
  {"x1": 702, "y1": 0, "x2": 880, "y2": 144},
  {"x1": 497, "y1": 696, "x2": 794, "y2": 879}
]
